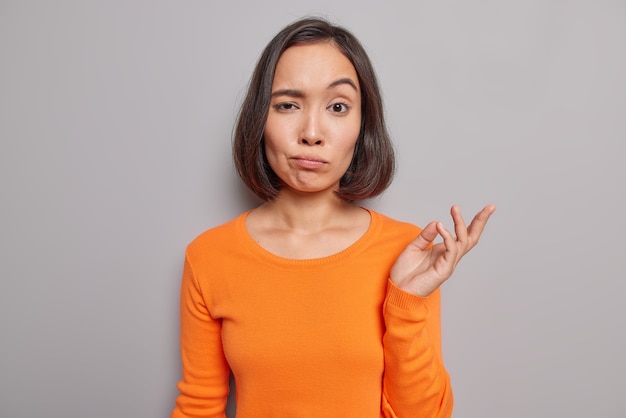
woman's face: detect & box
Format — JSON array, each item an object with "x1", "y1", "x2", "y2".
[{"x1": 264, "y1": 42, "x2": 362, "y2": 197}]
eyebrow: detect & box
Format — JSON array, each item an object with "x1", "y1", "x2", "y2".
[
  {"x1": 328, "y1": 77, "x2": 358, "y2": 91},
  {"x1": 271, "y1": 77, "x2": 359, "y2": 98}
]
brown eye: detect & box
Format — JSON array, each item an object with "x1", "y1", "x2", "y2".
[
  {"x1": 275, "y1": 103, "x2": 298, "y2": 111},
  {"x1": 329, "y1": 103, "x2": 349, "y2": 113}
]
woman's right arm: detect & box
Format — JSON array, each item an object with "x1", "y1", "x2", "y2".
[{"x1": 171, "y1": 254, "x2": 230, "y2": 418}]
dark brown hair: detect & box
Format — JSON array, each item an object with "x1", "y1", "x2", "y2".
[{"x1": 233, "y1": 17, "x2": 395, "y2": 202}]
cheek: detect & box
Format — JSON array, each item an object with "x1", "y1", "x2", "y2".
[
  {"x1": 262, "y1": 132, "x2": 284, "y2": 172},
  {"x1": 262, "y1": 119, "x2": 278, "y2": 154},
  {"x1": 263, "y1": 140, "x2": 278, "y2": 168},
  {"x1": 341, "y1": 119, "x2": 361, "y2": 153},
  {"x1": 263, "y1": 116, "x2": 290, "y2": 150},
  {"x1": 346, "y1": 109, "x2": 362, "y2": 141}
]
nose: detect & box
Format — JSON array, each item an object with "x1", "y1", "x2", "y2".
[{"x1": 299, "y1": 109, "x2": 324, "y2": 146}]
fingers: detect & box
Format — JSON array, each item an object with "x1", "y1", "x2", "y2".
[
  {"x1": 436, "y1": 221, "x2": 459, "y2": 264},
  {"x1": 414, "y1": 204, "x2": 495, "y2": 253},
  {"x1": 466, "y1": 205, "x2": 496, "y2": 247},
  {"x1": 411, "y1": 221, "x2": 439, "y2": 250},
  {"x1": 451, "y1": 205, "x2": 468, "y2": 246}
]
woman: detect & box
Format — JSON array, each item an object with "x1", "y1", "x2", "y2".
[{"x1": 172, "y1": 17, "x2": 495, "y2": 418}]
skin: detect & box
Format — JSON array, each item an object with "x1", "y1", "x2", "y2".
[
  {"x1": 246, "y1": 42, "x2": 496, "y2": 296},
  {"x1": 247, "y1": 42, "x2": 369, "y2": 259},
  {"x1": 390, "y1": 204, "x2": 496, "y2": 297},
  {"x1": 263, "y1": 42, "x2": 362, "y2": 198}
]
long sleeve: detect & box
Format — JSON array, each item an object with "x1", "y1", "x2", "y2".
[
  {"x1": 171, "y1": 254, "x2": 230, "y2": 418},
  {"x1": 171, "y1": 210, "x2": 454, "y2": 417},
  {"x1": 381, "y1": 280, "x2": 454, "y2": 418}
]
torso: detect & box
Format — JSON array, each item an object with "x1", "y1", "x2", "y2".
[{"x1": 182, "y1": 209, "x2": 427, "y2": 417}]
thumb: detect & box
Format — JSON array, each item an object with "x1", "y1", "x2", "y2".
[{"x1": 410, "y1": 221, "x2": 439, "y2": 251}]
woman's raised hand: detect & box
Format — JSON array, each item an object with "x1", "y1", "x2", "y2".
[{"x1": 390, "y1": 205, "x2": 496, "y2": 297}]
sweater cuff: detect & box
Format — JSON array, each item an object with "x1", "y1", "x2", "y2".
[{"x1": 385, "y1": 279, "x2": 429, "y2": 312}]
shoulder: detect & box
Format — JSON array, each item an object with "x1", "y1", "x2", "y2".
[
  {"x1": 185, "y1": 211, "x2": 250, "y2": 259},
  {"x1": 368, "y1": 209, "x2": 422, "y2": 238},
  {"x1": 361, "y1": 209, "x2": 423, "y2": 255},
  {"x1": 343, "y1": 209, "x2": 421, "y2": 268}
]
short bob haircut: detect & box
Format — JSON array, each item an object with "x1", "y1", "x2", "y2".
[{"x1": 233, "y1": 17, "x2": 395, "y2": 202}]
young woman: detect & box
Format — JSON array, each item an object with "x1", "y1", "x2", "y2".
[{"x1": 172, "y1": 17, "x2": 495, "y2": 418}]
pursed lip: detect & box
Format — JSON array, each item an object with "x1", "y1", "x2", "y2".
[
  {"x1": 291, "y1": 154, "x2": 328, "y2": 163},
  {"x1": 291, "y1": 154, "x2": 328, "y2": 168}
]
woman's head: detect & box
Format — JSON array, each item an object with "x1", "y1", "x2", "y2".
[{"x1": 233, "y1": 17, "x2": 395, "y2": 202}]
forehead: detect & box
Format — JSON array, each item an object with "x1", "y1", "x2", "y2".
[{"x1": 272, "y1": 42, "x2": 359, "y2": 89}]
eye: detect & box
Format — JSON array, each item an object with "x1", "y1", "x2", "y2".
[
  {"x1": 274, "y1": 102, "x2": 298, "y2": 111},
  {"x1": 328, "y1": 102, "x2": 350, "y2": 114}
]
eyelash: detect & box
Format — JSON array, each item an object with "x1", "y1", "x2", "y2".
[
  {"x1": 273, "y1": 102, "x2": 351, "y2": 113},
  {"x1": 274, "y1": 103, "x2": 298, "y2": 111}
]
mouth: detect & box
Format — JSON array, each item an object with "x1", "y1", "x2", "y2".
[{"x1": 292, "y1": 155, "x2": 327, "y2": 169}]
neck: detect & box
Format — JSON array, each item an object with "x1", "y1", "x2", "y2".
[{"x1": 258, "y1": 189, "x2": 357, "y2": 233}]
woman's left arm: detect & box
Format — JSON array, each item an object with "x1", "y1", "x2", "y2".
[
  {"x1": 381, "y1": 205, "x2": 495, "y2": 417},
  {"x1": 382, "y1": 284, "x2": 452, "y2": 418}
]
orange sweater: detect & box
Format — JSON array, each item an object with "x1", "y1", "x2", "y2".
[{"x1": 172, "y1": 209, "x2": 453, "y2": 418}]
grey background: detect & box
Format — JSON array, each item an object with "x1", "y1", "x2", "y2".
[{"x1": 1, "y1": 1, "x2": 624, "y2": 417}]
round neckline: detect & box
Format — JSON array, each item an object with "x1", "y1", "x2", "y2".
[{"x1": 237, "y1": 207, "x2": 380, "y2": 268}]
